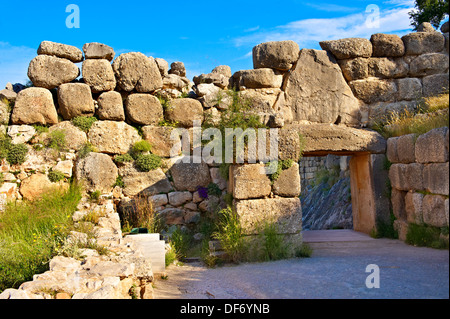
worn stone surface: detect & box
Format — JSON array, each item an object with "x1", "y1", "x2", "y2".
[
  {"x1": 97, "y1": 91, "x2": 125, "y2": 121},
  {"x1": 338, "y1": 58, "x2": 369, "y2": 81},
  {"x1": 113, "y1": 53, "x2": 163, "y2": 92},
  {"x1": 409, "y1": 53, "x2": 449, "y2": 77},
  {"x1": 165, "y1": 98, "x2": 203, "y2": 128},
  {"x1": 125, "y1": 94, "x2": 163, "y2": 126},
  {"x1": 141, "y1": 126, "x2": 181, "y2": 158},
  {"x1": 292, "y1": 123, "x2": 386, "y2": 154},
  {"x1": 88, "y1": 121, "x2": 141, "y2": 154},
  {"x1": 402, "y1": 32, "x2": 445, "y2": 55},
  {"x1": 169, "y1": 158, "x2": 211, "y2": 192},
  {"x1": 368, "y1": 57, "x2": 409, "y2": 79},
  {"x1": 58, "y1": 83, "x2": 95, "y2": 120},
  {"x1": 11, "y1": 87, "x2": 58, "y2": 125},
  {"x1": 155, "y1": 58, "x2": 169, "y2": 77},
  {"x1": 83, "y1": 42, "x2": 115, "y2": 61},
  {"x1": 28, "y1": 55, "x2": 80, "y2": 89},
  {"x1": 272, "y1": 162, "x2": 301, "y2": 197},
  {"x1": 405, "y1": 191, "x2": 424, "y2": 224},
  {"x1": 349, "y1": 78, "x2": 397, "y2": 104},
  {"x1": 7, "y1": 125, "x2": 36, "y2": 144},
  {"x1": 48, "y1": 121, "x2": 87, "y2": 151},
  {"x1": 234, "y1": 197, "x2": 302, "y2": 235},
  {"x1": 370, "y1": 33, "x2": 405, "y2": 57},
  {"x1": 415, "y1": 127, "x2": 449, "y2": 163},
  {"x1": 389, "y1": 163, "x2": 424, "y2": 191},
  {"x1": 422, "y1": 74, "x2": 449, "y2": 97},
  {"x1": 168, "y1": 191, "x2": 193, "y2": 207},
  {"x1": 230, "y1": 164, "x2": 272, "y2": 200},
  {"x1": 38, "y1": 41, "x2": 83, "y2": 63},
  {"x1": 237, "y1": 69, "x2": 283, "y2": 89},
  {"x1": 169, "y1": 62, "x2": 186, "y2": 77},
  {"x1": 82, "y1": 59, "x2": 116, "y2": 93},
  {"x1": 391, "y1": 188, "x2": 407, "y2": 220},
  {"x1": 396, "y1": 134, "x2": 416, "y2": 164},
  {"x1": 386, "y1": 137, "x2": 399, "y2": 163},
  {"x1": 319, "y1": 38, "x2": 372, "y2": 59},
  {"x1": 0, "y1": 100, "x2": 9, "y2": 125},
  {"x1": 119, "y1": 164, "x2": 173, "y2": 197},
  {"x1": 75, "y1": 152, "x2": 118, "y2": 193},
  {"x1": 422, "y1": 194, "x2": 447, "y2": 227},
  {"x1": 396, "y1": 78, "x2": 422, "y2": 101},
  {"x1": 423, "y1": 162, "x2": 449, "y2": 196},
  {"x1": 253, "y1": 40, "x2": 300, "y2": 71},
  {"x1": 284, "y1": 49, "x2": 360, "y2": 125},
  {"x1": 19, "y1": 173, "x2": 67, "y2": 201}
]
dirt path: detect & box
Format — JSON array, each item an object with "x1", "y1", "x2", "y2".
[{"x1": 153, "y1": 230, "x2": 449, "y2": 299}]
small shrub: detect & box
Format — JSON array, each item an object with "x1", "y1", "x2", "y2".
[
  {"x1": 120, "y1": 195, "x2": 161, "y2": 233},
  {"x1": 213, "y1": 207, "x2": 245, "y2": 263},
  {"x1": 113, "y1": 175, "x2": 125, "y2": 188},
  {"x1": 135, "y1": 154, "x2": 162, "y2": 172},
  {"x1": 78, "y1": 143, "x2": 97, "y2": 159},
  {"x1": 6, "y1": 143, "x2": 28, "y2": 165},
  {"x1": 132, "y1": 140, "x2": 152, "y2": 153},
  {"x1": 72, "y1": 116, "x2": 97, "y2": 133},
  {"x1": 89, "y1": 190, "x2": 101, "y2": 201},
  {"x1": 258, "y1": 221, "x2": 289, "y2": 261},
  {"x1": 170, "y1": 228, "x2": 192, "y2": 260},
  {"x1": 47, "y1": 130, "x2": 66, "y2": 152},
  {"x1": 48, "y1": 170, "x2": 65, "y2": 183},
  {"x1": 207, "y1": 183, "x2": 222, "y2": 197},
  {"x1": 0, "y1": 134, "x2": 12, "y2": 160},
  {"x1": 114, "y1": 153, "x2": 134, "y2": 164},
  {"x1": 406, "y1": 223, "x2": 448, "y2": 249},
  {"x1": 295, "y1": 244, "x2": 313, "y2": 258}
]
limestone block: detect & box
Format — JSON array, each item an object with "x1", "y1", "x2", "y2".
[
  {"x1": 236, "y1": 69, "x2": 283, "y2": 89},
  {"x1": 169, "y1": 62, "x2": 186, "y2": 77},
  {"x1": 349, "y1": 78, "x2": 397, "y2": 104},
  {"x1": 234, "y1": 197, "x2": 302, "y2": 235},
  {"x1": 402, "y1": 32, "x2": 445, "y2": 55},
  {"x1": 168, "y1": 191, "x2": 193, "y2": 207},
  {"x1": 97, "y1": 91, "x2": 125, "y2": 121},
  {"x1": 422, "y1": 74, "x2": 449, "y2": 97},
  {"x1": 58, "y1": 83, "x2": 95, "y2": 120},
  {"x1": 389, "y1": 163, "x2": 424, "y2": 191},
  {"x1": 193, "y1": 72, "x2": 229, "y2": 89},
  {"x1": 396, "y1": 78, "x2": 422, "y2": 101},
  {"x1": 169, "y1": 157, "x2": 211, "y2": 192},
  {"x1": 405, "y1": 191, "x2": 424, "y2": 224},
  {"x1": 149, "y1": 194, "x2": 169, "y2": 207},
  {"x1": 53, "y1": 160, "x2": 74, "y2": 178},
  {"x1": 74, "y1": 152, "x2": 118, "y2": 193},
  {"x1": 284, "y1": 49, "x2": 360, "y2": 125},
  {"x1": 82, "y1": 42, "x2": 115, "y2": 61},
  {"x1": 272, "y1": 162, "x2": 301, "y2": 197},
  {"x1": 155, "y1": 58, "x2": 169, "y2": 77},
  {"x1": 112, "y1": 53, "x2": 163, "y2": 92},
  {"x1": 142, "y1": 126, "x2": 181, "y2": 158},
  {"x1": 396, "y1": 134, "x2": 416, "y2": 164},
  {"x1": 370, "y1": 33, "x2": 405, "y2": 57},
  {"x1": 415, "y1": 127, "x2": 449, "y2": 163},
  {"x1": 422, "y1": 194, "x2": 447, "y2": 227},
  {"x1": 165, "y1": 98, "x2": 204, "y2": 128},
  {"x1": 338, "y1": 57, "x2": 369, "y2": 81},
  {"x1": 252, "y1": 40, "x2": 300, "y2": 71},
  {"x1": 27, "y1": 55, "x2": 80, "y2": 89},
  {"x1": 157, "y1": 207, "x2": 184, "y2": 225},
  {"x1": 48, "y1": 121, "x2": 87, "y2": 151},
  {"x1": 88, "y1": 121, "x2": 141, "y2": 154},
  {"x1": 0, "y1": 100, "x2": 9, "y2": 125},
  {"x1": 119, "y1": 165, "x2": 173, "y2": 197},
  {"x1": 319, "y1": 38, "x2": 372, "y2": 59},
  {"x1": 368, "y1": 57, "x2": 409, "y2": 79},
  {"x1": 125, "y1": 93, "x2": 163, "y2": 126},
  {"x1": 423, "y1": 162, "x2": 449, "y2": 195},
  {"x1": 391, "y1": 188, "x2": 407, "y2": 220},
  {"x1": 386, "y1": 137, "x2": 399, "y2": 163},
  {"x1": 11, "y1": 87, "x2": 58, "y2": 125},
  {"x1": 82, "y1": 59, "x2": 116, "y2": 93},
  {"x1": 20, "y1": 173, "x2": 68, "y2": 201},
  {"x1": 38, "y1": 41, "x2": 83, "y2": 63},
  {"x1": 230, "y1": 164, "x2": 272, "y2": 200},
  {"x1": 409, "y1": 53, "x2": 449, "y2": 77},
  {"x1": 7, "y1": 125, "x2": 36, "y2": 144}
]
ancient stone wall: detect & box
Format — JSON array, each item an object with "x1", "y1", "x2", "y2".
[{"x1": 387, "y1": 127, "x2": 449, "y2": 241}]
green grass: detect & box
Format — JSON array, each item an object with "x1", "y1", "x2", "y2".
[
  {"x1": 71, "y1": 116, "x2": 98, "y2": 133},
  {"x1": 405, "y1": 223, "x2": 449, "y2": 249},
  {"x1": 0, "y1": 183, "x2": 82, "y2": 292}
]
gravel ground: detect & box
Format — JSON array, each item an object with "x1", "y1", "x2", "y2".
[{"x1": 153, "y1": 235, "x2": 449, "y2": 299}]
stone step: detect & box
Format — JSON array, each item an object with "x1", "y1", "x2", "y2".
[{"x1": 125, "y1": 234, "x2": 166, "y2": 275}]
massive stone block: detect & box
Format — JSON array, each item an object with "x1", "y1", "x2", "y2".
[
  {"x1": 396, "y1": 134, "x2": 416, "y2": 164},
  {"x1": 48, "y1": 121, "x2": 87, "y2": 151},
  {"x1": 422, "y1": 74, "x2": 449, "y2": 97},
  {"x1": 389, "y1": 163, "x2": 424, "y2": 191},
  {"x1": 82, "y1": 42, "x2": 115, "y2": 61},
  {"x1": 88, "y1": 121, "x2": 141, "y2": 154},
  {"x1": 229, "y1": 164, "x2": 272, "y2": 200},
  {"x1": 119, "y1": 164, "x2": 173, "y2": 197},
  {"x1": 370, "y1": 33, "x2": 405, "y2": 57},
  {"x1": 165, "y1": 98, "x2": 204, "y2": 128},
  {"x1": 253, "y1": 40, "x2": 300, "y2": 71},
  {"x1": 125, "y1": 94, "x2": 163, "y2": 126},
  {"x1": 58, "y1": 83, "x2": 95, "y2": 120},
  {"x1": 284, "y1": 49, "x2": 360, "y2": 125},
  {"x1": 75, "y1": 152, "x2": 118, "y2": 193},
  {"x1": 82, "y1": 59, "x2": 116, "y2": 93},
  {"x1": 169, "y1": 158, "x2": 211, "y2": 192},
  {"x1": 112, "y1": 53, "x2": 163, "y2": 92},
  {"x1": 319, "y1": 38, "x2": 372, "y2": 59},
  {"x1": 422, "y1": 194, "x2": 447, "y2": 227},
  {"x1": 338, "y1": 57, "x2": 369, "y2": 81},
  {"x1": 409, "y1": 53, "x2": 449, "y2": 77},
  {"x1": 141, "y1": 126, "x2": 181, "y2": 158},
  {"x1": 349, "y1": 78, "x2": 397, "y2": 104},
  {"x1": 401, "y1": 32, "x2": 445, "y2": 55},
  {"x1": 97, "y1": 91, "x2": 125, "y2": 121},
  {"x1": 27, "y1": 55, "x2": 80, "y2": 89},
  {"x1": 234, "y1": 198, "x2": 302, "y2": 235},
  {"x1": 37, "y1": 41, "x2": 83, "y2": 63},
  {"x1": 272, "y1": 162, "x2": 301, "y2": 197},
  {"x1": 11, "y1": 87, "x2": 58, "y2": 125},
  {"x1": 423, "y1": 162, "x2": 449, "y2": 196},
  {"x1": 237, "y1": 69, "x2": 283, "y2": 89},
  {"x1": 405, "y1": 191, "x2": 424, "y2": 224},
  {"x1": 415, "y1": 127, "x2": 449, "y2": 163},
  {"x1": 368, "y1": 57, "x2": 409, "y2": 79}
]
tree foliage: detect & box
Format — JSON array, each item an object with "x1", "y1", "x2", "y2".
[{"x1": 409, "y1": 0, "x2": 449, "y2": 30}]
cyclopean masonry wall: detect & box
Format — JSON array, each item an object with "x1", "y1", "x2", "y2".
[
  {"x1": 0, "y1": 22, "x2": 448, "y2": 256},
  {"x1": 387, "y1": 127, "x2": 449, "y2": 241}
]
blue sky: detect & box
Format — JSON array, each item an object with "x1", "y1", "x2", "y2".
[{"x1": 0, "y1": 0, "x2": 447, "y2": 88}]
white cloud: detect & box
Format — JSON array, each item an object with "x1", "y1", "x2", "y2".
[
  {"x1": 0, "y1": 42, "x2": 36, "y2": 88},
  {"x1": 233, "y1": 6, "x2": 414, "y2": 49},
  {"x1": 303, "y1": 2, "x2": 360, "y2": 13}
]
